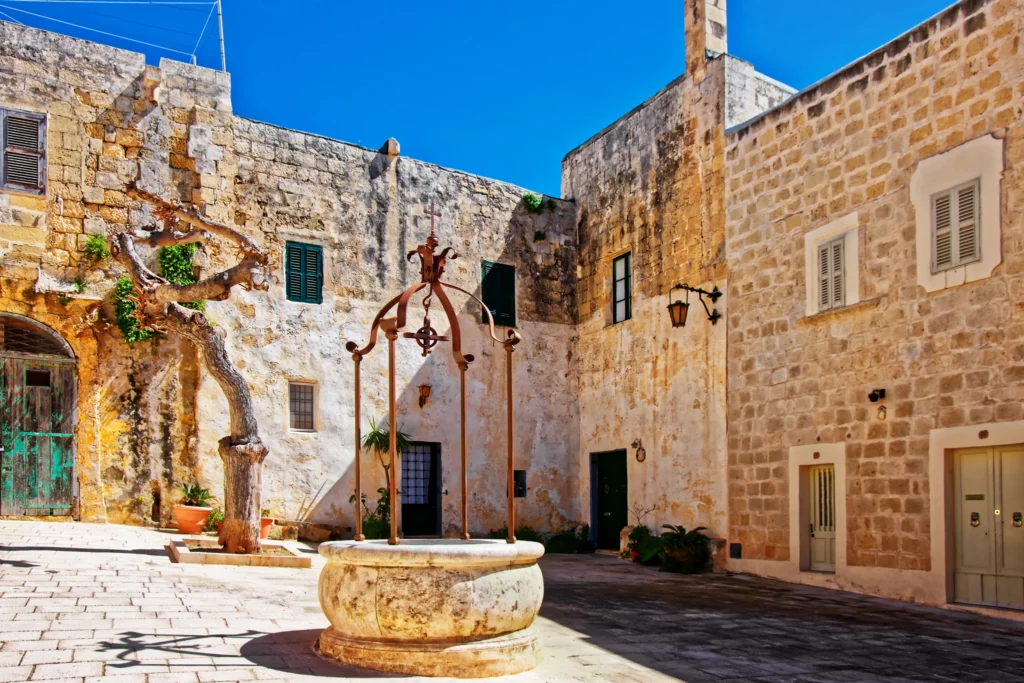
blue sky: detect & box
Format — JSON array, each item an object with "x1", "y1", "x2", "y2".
[{"x1": 0, "y1": 0, "x2": 953, "y2": 195}]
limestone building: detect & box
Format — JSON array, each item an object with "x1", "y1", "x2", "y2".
[{"x1": 2, "y1": 0, "x2": 1024, "y2": 613}]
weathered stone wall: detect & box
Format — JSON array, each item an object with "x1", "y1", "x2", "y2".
[
  {"x1": 0, "y1": 20, "x2": 580, "y2": 534},
  {"x1": 724, "y1": 56, "x2": 796, "y2": 129},
  {"x1": 724, "y1": 0, "x2": 1024, "y2": 572},
  {"x1": 562, "y1": 60, "x2": 730, "y2": 536},
  {"x1": 194, "y1": 120, "x2": 580, "y2": 535}
]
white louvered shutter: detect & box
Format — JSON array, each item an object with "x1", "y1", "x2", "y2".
[
  {"x1": 830, "y1": 239, "x2": 844, "y2": 308},
  {"x1": 933, "y1": 191, "x2": 954, "y2": 271},
  {"x1": 817, "y1": 237, "x2": 845, "y2": 311},
  {"x1": 2, "y1": 110, "x2": 45, "y2": 193},
  {"x1": 818, "y1": 243, "x2": 831, "y2": 310},
  {"x1": 932, "y1": 180, "x2": 981, "y2": 273},
  {"x1": 956, "y1": 182, "x2": 979, "y2": 265}
]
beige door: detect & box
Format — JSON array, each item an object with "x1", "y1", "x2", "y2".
[
  {"x1": 808, "y1": 464, "x2": 836, "y2": 571},
  {"x1": 954, "y1": 446, "x2": 1024, "y2": 609}
]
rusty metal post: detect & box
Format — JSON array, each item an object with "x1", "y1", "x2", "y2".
[
  {"x1": 505, "y1": 343, "x2": 516, "y2": 544},
  {"x1": 353, "y1": 354, "x2": 365, "y2": 541},
  {"x1": 459, "y1": 362, "x2": 470, "y2": 540},
  {"x1": 385, "y1": 322, "x2": 400, "y2": 546}
]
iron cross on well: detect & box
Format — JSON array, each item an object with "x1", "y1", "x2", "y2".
[{"x1": 424, "y1": 202, "x2": 441, "y2": 235}]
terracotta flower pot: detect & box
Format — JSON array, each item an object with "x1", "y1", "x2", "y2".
[
  {"x1": 173, "y1": 505, "x2": 212, "y2": 534},
  {"x1": 629, "y1": 549, "x2": 639, "y2": 563},
  {"x1": 260, "y1": 517, "x2": 274, "y2": 539}
]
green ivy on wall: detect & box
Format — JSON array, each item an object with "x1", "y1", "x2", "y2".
[
  {"x1": 157, "y1": 243, "x2": 206, "y2": 313},
  {"x1": 113, "y1": 243, "x2": 206, "y2": 344},
  {"x1": 113, "y1": 276, "x2": 155, "y2": 344}
]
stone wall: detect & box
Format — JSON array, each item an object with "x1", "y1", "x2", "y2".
[
  {"x1": 0, "y1": 20, "x2": 580, "y2": 534},
  {"x1": 562, "y1": 57, "x2": 730, "y2": 536},
  {"x1": 724, "y1": 0, "x2": 1024, "y2": 572}
]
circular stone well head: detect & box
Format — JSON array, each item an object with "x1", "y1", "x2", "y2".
[{"x1": 318, "y1": 538, "x2": 545, "y2": 677}]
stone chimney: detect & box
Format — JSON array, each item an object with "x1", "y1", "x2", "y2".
[{"x1": 685, "y1": 0, "x2": 727, "y2": 75}]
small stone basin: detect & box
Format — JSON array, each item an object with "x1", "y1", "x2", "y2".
[{"x1": 317, "y1": 538, "x2": 545, "y2": 677}]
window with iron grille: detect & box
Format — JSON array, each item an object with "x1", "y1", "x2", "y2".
[
  {"x1": 931, "y1": 179, "x2": 980, "y2": 274},
  {"x1": 1, "y1": 109, "x2": 46, "y2": 195},
  {"x1": 612, "y1": 252, "x2": 632, "y2": 323},
  {"x1": 481, "y1": 261, "x2": 516, "y2": 327},
  {"x1": 402, "y1": 443, "x2": 435, "y2": 505},
  {"x1": 285, "y1": 242, "x2": 323, "y2": 304},
  {"x1": 288, "y1": 383, "x2": 315, "y2": 431}
]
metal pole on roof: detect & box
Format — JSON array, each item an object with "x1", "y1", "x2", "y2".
[{"x1": 216, "y1": 0, "x2": 226, "y2": 71}]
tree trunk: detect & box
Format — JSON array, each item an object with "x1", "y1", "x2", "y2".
[
  {"x1": 163, "y1": 304, "x2": 268, "y2": 554},
  {"x1": 218, "y1": 437, "x2": 265, "y2": 554}
]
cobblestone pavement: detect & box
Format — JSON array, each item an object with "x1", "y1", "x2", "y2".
[{"x1": 0, "y1": 522, "x2": 1021, "y2": 682}]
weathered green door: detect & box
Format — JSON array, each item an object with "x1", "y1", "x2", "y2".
[{"x1": 0, "y1": 315, "x2": 77, "y2": 516}]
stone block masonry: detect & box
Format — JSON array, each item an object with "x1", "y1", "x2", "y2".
[{"x1": 724, "y1": 0, "x2": 1024, "y2": 577}]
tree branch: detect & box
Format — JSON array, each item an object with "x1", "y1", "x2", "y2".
[{"x1": 127, "y1": 186, "x2": 266, "y2": 260}]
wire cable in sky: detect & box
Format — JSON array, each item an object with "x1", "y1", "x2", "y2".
[
  {"x1": 0, "y1": 2, "x2": 194, "y2": 55},
  {"x1": 0, "y1": 9, "x2": 24, "y2": 23},
  {"x1": 0, "y1": 1, "x2": 213, "y2": 5},
  {"x1": 190, "y1": 0, "x2": 214, "y2": 57}
]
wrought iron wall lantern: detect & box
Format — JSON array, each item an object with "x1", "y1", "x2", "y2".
[{"x1": 668, "y1": 284, "x2": 722, "y2": 327}]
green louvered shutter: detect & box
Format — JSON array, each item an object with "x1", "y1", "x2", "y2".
[
  {"x1": 481, "y1": 261, "x2": 516, "y2": 327},
  {"x1": 2, "y1": 109, "x2": 46, "y2": 195},
  {"x1": 285, "y1": 242, "x2": 322, "y2": 304}
]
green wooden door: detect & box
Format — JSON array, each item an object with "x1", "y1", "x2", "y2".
[
  {"x1": 0, "y1": 358, "x2": 76, "y2": 515},
  {"x1": 593, "y1": 450, "x2": 628, "y2": 550}
]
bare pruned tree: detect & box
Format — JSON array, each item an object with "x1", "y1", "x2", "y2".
[{"x1": 111, "y1": 185, "x2": 270, "y2": 554}]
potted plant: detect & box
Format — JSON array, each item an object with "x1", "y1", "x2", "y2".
[
  {"x1": 173, "y1": 482, "x2": 212, "y2": 534},
  {"x1": 260, "y1": 508, "x2": 274, "y2": 539},
  {"x1": 626, "y1": 524, "x2": 652, "y2": 563},
  {"x1": 206, "y1": 508, "x2": 224, "y2": 533},
  {"x1": 658, "y1": 524, "x2": 711, "y2": 573}
]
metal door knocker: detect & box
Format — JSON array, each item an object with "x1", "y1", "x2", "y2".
[
  {"x1": 971, "y1": 512, "x2": 981, "y2": 527},
  {"x1": 1014, "y1": 512, "x2": 1023, "y2": 528}
]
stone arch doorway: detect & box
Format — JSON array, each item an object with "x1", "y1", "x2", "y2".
[{"x1": 0, "y1": 313, "x2": 77, "y2": 517}]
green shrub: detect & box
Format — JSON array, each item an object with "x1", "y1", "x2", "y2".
[
  {"x1": 82, "y1": 235, "x2": 110, "y2": 264},
  {"x1": 544, "y1": 524, "x2": 594, "y2": 554},
  {"x1": 350, "y1": 487, "x2": 392, "y2": 540},
  {"x1": 158, "y1": 243, "x2": 206, "y2": 313},
  {"x1": 113, "y1": 277, "x2": 155, "y2": 344},
  {"x1": 522, "y1": 192, "x2": 544, "y2": 214},
  {"x1": 658, "y1": 524, "x2": 711, "y2": 573},
  {"x1": 205, "y1": 508, "x2": 224, "y2": 531}
]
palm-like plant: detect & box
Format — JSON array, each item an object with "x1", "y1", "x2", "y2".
[{"x1": 361, "y1": 416, "x2": 412, "y2": 491}]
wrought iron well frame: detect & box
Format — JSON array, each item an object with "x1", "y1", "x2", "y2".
[{"x1": 345, "y1": 208, "x2": 521, "y2": 545}]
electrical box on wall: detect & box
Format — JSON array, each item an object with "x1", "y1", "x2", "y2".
[{"x1": 729, "y1": 542, "x2": 742, "y2": 559}]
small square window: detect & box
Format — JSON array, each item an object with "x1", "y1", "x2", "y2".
[
  {"x1": 612, "y1": 252, "x2": 632, "y2": 324},
  {"x1": 289, "y1": 383, "x2": 315, "y2": 431},
  {"x1": 25, "y1": 370, "x2": 50, "y2": 388}
]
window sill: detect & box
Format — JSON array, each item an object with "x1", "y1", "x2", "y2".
[
  {"x1": 288, "y1": 429, "x2": 317, "y2": 435},
  {"x1": 1, "y1": 186, "x2": 46, "y2": 198},
  {"x1": 799, "y1": 297, "x2": 882, "y2": 324}
]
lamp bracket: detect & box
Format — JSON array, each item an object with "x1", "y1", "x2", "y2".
[{"x1": 671, "y1": 284, "x2": 722, "y2": 325}]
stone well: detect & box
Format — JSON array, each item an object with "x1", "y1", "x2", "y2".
[{"x1": 317, "y1": 538, "x2": 545, "y2": 677}]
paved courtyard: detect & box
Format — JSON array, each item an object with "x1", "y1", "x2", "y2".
[{"x1": 0, "y1": 522, "x2": 1021, "y2": 682}]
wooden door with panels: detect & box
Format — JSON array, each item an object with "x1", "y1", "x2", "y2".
[
  {"x1": 0, "y1": 315, "x2": 77, "y2": 517},
  {"x1": 955, "y1": 446, "x2": 1024, "y2": 610},
  {"x1": 807, "y1": 464, "x2": 837, "y2": 572}
]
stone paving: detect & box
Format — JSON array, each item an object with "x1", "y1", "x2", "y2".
[{"x1": 0, "y1": 522, "x2": 1021, "y2": 682}]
